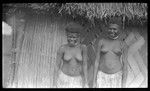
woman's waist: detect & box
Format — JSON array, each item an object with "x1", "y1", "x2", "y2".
[
  {"x1": 100, "y1": 58, "x2": 122, "y2": 66},
  {"x1": 61, "y1": 64, "x2": 82, "y2": 77},
  {"x1": 97, "y1": 69, "x2": 122, "y2": 75},
  {"x1": 98, "y1": 61, "x2": 122, "y2": 74},
  {"x1": 102, "y1": 55, "x2": 120, "y2": 61},
  {"x1": 59, "y1": 70, "x2": 82, "y2": 80},
  {"x1": 62, "y1": 63, "x2": 82, "y2": 68}
]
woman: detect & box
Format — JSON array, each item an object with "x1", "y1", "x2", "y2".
[
  {"x1": 53, "y1": 23, "x2": 88, "y2": 88},
  {"x1": 93, "y1": 23, "x2": 128, "y2": 88}
]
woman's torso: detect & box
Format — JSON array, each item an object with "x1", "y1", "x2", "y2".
[
  {"x1": 99, "y1": 39, "x2": 123, "y2": 74},
  {"x1": 61, "y1": 45, "x2": 83, "y2": 77}
]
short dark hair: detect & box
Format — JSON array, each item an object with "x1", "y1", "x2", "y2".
[
  {"x1": 65, "y1": 28, "x2": 80, "y2": 34},
  {"x1": 65, "y1": 22, "x2": 83, "y2": 34},
  {"x1": 108, "y1": 23, "x2": 122, "y2": 31}
]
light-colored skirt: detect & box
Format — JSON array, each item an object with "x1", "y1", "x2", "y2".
[
  {"x1": 56, "y1": 71, "x2": 83, "y2": 88},
  {"x1": 97, "y1": 71, "x2": 122, "y2": 88}
]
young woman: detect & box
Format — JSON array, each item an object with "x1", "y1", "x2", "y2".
[
  {"x1": 53, "y1": 24, "x2": 88, "y2": 88},
  {"x1": 93, "y1": 24, "x2": 128, "y2": 88}
]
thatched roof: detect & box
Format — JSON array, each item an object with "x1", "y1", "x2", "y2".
[
  {"x1": 3, "y1": 3, "x2": 147, "y2": 25},
  {"x1": 61, "y1": 3, "x2": 147, "y2": 19}
]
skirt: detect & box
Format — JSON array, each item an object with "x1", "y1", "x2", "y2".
[
  {"x1": 56, "y1": 71, "x2": 83, "y2": 88},
  {"x1": 97, "y1": 71, "x2": 122, "y2": 88}
]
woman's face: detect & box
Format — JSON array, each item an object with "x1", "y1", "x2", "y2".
[
  {"x1": 107, "y1": 24, "x2": 120, "y2": 39},
  {"x1": 67, "y1": 33, "x2": 80, "y2": 46}
]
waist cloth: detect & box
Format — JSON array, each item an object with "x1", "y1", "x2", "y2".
[
  {"x1": 96, "y1": 71, "x2": 122, "y2": 88},
  {"x1": 56, "y1": 71, "x2": 83, "y2": 88}
]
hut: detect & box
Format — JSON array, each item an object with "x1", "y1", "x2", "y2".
[{"x1": 2, "y1": 3, "x2": 147, "y2": 88}]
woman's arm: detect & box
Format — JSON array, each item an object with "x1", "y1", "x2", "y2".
[
  {"x1": 93, "y1": 39, "x2": 102, "y2": 87},
  {"x1": 121, "y1": 42, "x2": 128, "y2": 88},
  {"x1": 53, "y1": 46, "x2": 64, "y2": 87},
  {"x1": 82, "y1": 45, "x2": 88, "y2": 87}
]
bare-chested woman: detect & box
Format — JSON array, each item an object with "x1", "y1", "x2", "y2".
[
  {"x1": 53, "y1": 24, "x2": 88, "y2": 88},
  {"x1": 93, "y1": 24, "x2": 128, "y2": 88}
]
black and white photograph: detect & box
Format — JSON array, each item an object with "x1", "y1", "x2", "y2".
[{"x1": 2, "y1": 3, "x2": 148, "y2": 88}]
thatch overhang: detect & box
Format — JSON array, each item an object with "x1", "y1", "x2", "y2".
[{"x1": 3, "y1": 3, "x2": 147, "y2": 28}]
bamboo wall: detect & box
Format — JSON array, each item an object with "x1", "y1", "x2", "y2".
[
  {"x1": 3, "y1": 35, "x2": 12, "y2": 88},
  {"x1": 11, "y1": 15, "x2": 67, "y2": 88},
  {"x1": 3, "y1": 12, "x2": 23, "y2": 88}
]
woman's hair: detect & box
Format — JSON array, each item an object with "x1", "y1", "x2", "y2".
[
  {"x1": 108, "y1": 23, "x2": 121, "y2": 30},
  {"x1": 65, "y1": 27, "x2": 80, "y2": 34},
  {"x1": 65, "y1": 22, "x2": 83, "y2": 36}
]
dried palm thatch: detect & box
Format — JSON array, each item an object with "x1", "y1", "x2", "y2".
[
  {"x1": 3, "y1": 3, "x2": 147, "y2": 25},
  {"x1": 60, "y1": 3, "x2": 147, "y2": 19}
]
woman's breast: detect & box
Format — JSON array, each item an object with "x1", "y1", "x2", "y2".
[
  {"x1": 63, "y1": 51, "x2": 82, "y2": 61},
  {"x1": 104, "y1": 52, "x2": 120, "y2": 61},
  {"x1": 75, "y1": 54, "x2": 82, "y2": 61},
  {"x1": 64, "y1": 53, "x2": 72, "y2": 61}
]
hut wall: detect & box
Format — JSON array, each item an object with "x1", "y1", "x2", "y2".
[
  {"x1": 10, "y1": 14, "x2": 68, "y2": 88},
  {"x1": 3, "y1": 11, "x2": 26, "y2": 88},
  {"x1": 3, "y1": 35, "x2": 13, "y2": 88}
]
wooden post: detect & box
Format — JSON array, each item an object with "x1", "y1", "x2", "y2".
[
  {"x1": 8, "y1": 15, "x2": 17, "y2": 87},
  {"x1": 7, "y1": 11, "x2": 26, "y2": 87},
  {"x1": 13, "y1": 19, "x2": 26, "y2": 87}
]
